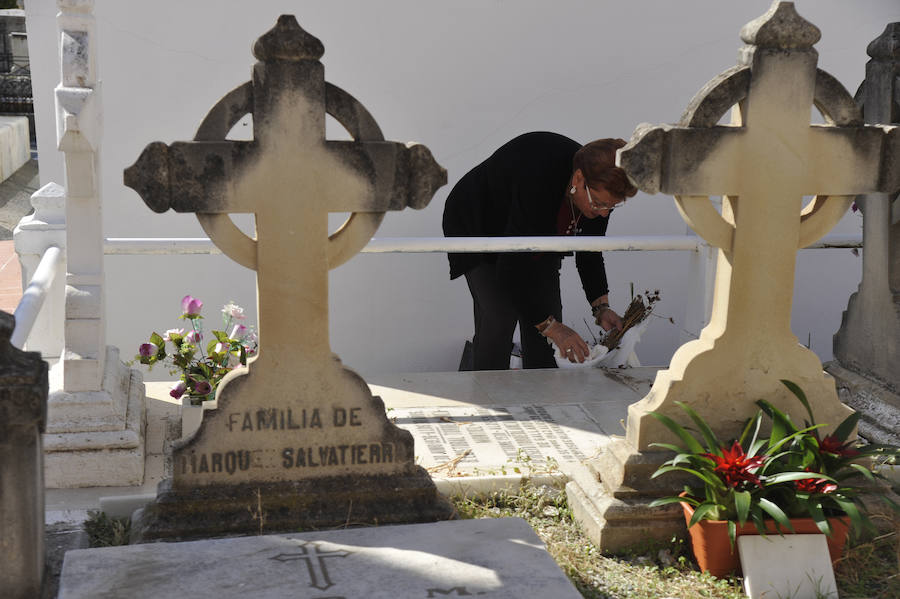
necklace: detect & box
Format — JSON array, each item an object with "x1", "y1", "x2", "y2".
[{"x1": 566, "y1": 197, "x2": 582, "y2": 235}]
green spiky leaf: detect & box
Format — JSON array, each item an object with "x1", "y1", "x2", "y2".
[
  {"x1": 649, "y1": 411, "x2": 705, "y2": 454},
  {"x1": 757, "y1": 498, "x2": 794, "y2": 532}
]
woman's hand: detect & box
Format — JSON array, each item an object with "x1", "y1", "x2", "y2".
[
  {"x1": 595, "y1": 306, "x2": 623, "y2": 332},
  {"x1": 544, "y1": 321, "x2": 590, "y2": 363}
]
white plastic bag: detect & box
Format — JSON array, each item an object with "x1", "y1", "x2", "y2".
[{"x1": 553, "y1": 316, "x2": 651, "y2": 369}]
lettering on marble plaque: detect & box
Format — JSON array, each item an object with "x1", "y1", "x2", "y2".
[
  {"x1": 281, "y1": 443, "x2": 394, "y2": 468},
  {"x1": 271, "y1": 540, "x2": 351, "y2": 591},
  {"x1": 395, "y1": 405, "x2": 598, "y2": 469}
]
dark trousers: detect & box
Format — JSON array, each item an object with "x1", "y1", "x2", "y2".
[{"x1": 464, "y1": 261, "x2": 561, "y2": 370}]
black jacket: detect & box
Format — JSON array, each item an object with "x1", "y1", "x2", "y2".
[{"x1": 442, "y1": 132, "x2": 610, "y2": 326}]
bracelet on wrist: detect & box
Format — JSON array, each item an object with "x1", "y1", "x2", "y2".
[
  {"x1": 535, "y1": 315, "x2": 557, "y2": 335},
  {"x1": 591, "y1": 303, "x2": 610, "y2": 315}
]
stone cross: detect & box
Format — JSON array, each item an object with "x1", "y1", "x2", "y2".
[
  {"x1": 616, "y1": 1, "x2": 900, "y2": 450},
  {"x1": 0, "y1": 312, "x2": 50, "y2": 599},
  {"x1": 124, "y1": 16, "x2": 450, "y2": 540},
  {"x1": 831, "y1": 23, "x2": 900, "y2": 420}
]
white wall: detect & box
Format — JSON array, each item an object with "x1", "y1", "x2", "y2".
[{"x1": 25, "y1": 1, "x2": 898, "y2": 379}]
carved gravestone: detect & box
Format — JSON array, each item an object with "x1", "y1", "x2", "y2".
[
  {"x1": 123, "y1": 16, "x2": 452, "y2": 540},
  {"x1": 0, "y1": 312, "x2": 50, "y2": 599},
  {"x1": 829, "y1": 23, "x2": 900, "y2": 445},
  {"x1": 566, "y1": 1, "x2": 900, "y2": 551}
]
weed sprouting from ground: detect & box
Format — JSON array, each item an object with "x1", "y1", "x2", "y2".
[{"x1": 84, "y1": 510, "x2": 131, "y2": 547}]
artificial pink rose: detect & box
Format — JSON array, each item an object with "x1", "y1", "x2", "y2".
[
  {"x1": 184, "y1": 330, "x2": 202, "y2": 343},
  {"x1": 181, "y1": 295, "x2": 203, "y2": 318},
  {"x1": 169, "y1": 380, "x2": 187, "y2": 399},
  {"x1": 194, "y1": 380, "x2": 212, "y2": 396},
  {"x1": 229, "y1": 324, "x2": 247, "y2": 340},
  {"x1": 139, "y1": 342, "x2": 158, "y2": 358},
  {"x1": 163, "y1": 328, "x2": 185, "y2": 342},
  {"x1": 214, "y1": 342, "x2": 227, "y2": 354},
  {"x1": 222, "y1": 302, "x2": 245, "y2": 320}
]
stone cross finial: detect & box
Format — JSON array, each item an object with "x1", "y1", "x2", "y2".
[
  {"x1": 617, "y1": 0, "x2": 899, "y2": 450},
  {"x1": 739, "y1": 1, "x2": 820, "y2": 48},
  {"x1": 253, "y1": 14, "x2": 324, "y2": 61},
  {"x1": 867, "y1": 22, "x2": 900, "y2": 61},
  {"x1": 124, "y1": 17, "x2": 452, "y2": 538},
  {"x1": 860, "y1": 23, "x2": 900, "y2": 125}
]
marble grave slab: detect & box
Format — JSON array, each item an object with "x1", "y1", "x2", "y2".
[
  {"x1": 392, "y1": 403, "x2": 614, "y2": 474},
  {"x1": 58, "y1": 517, "x2": 582, "y2": 599}
]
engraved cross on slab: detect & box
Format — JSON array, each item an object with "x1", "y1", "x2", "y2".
[
  {"x1": 616, "y1": 1, "x2": 900, "y2": 450},
  {"x1": 124, "y1": 16, "x2": 446, "y2": 488},
  {"x1": 270, "y1": 541, "x2": 350, "y2": 591}
]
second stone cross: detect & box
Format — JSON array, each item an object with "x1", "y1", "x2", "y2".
[{"x1": 124, "y1": 16, "x2": 452, "y2": 540}]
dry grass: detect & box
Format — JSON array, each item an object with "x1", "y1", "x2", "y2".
[
  {"x1": 452, "y1": 481, "x2": 900, "y2": 599},
  {"x1": 834, "y1": 525, "x2": 900, "y2": 599}
]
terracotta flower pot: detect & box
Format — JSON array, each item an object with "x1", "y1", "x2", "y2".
[{"x1": 680, "y1": 499, "x2": 850, "y2": 578}]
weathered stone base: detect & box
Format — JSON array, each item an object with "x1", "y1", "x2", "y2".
[
  {"x1": 131, "y1": 468, "x2": 457, "y2": 542},
  {"x1": 43, "y1": 350, "x2": 146, "y2": 488},
  {"x1": 564, "y1": 438, "x2": 686, "y2": 552},
  {"x1": 825, "y1": 361, "x2": 900, "y2": 445}
]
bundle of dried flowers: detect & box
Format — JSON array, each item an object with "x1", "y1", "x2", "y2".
[{"x1": 600, "y1": 289, "x2": 661, "y2": 350}]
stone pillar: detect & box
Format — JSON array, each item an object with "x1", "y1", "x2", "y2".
[
  {"x1": 45, "y1": 0, "x2": 146, "y2": 488},
  {"x1": 829, "y1": 23, "x2": 900, "y2": 445},
  {"x1": 13, "y1": 182, "x2": 67, "y2": 360},
  {"x1": 0, "y1": 312, "x2": 50, "y2": 599}
]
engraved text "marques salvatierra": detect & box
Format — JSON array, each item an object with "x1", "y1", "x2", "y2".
[
  {"x1": 181, "y1": 450, "x2": 251, "y2": 475},
  {"x1": 282, "y1": 443, "x2": 394, "y2": 468}
]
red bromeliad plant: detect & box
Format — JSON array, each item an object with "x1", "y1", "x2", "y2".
[{"x1": 649, "y1": 380, "x2": 899, "y2": 545}]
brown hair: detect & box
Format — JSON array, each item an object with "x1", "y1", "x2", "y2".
[{"x1": 573, "y1": 138, "x2": 637, "y2": 200}]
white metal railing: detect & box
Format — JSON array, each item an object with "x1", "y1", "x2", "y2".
[
  {"x1": 102, "y1": 233, "x2": 861, "y2": 345},
  {"x1": 11, "y1": 246, "x2": 64, "y2": 349},
  {"x1": 103, "y1": 234, "x2": 862, "y2": 255}
]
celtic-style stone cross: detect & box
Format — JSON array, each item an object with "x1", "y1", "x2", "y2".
[
  {"x1": 124, "y1": 16, "x2": 451, "y2": 538},
  {"x1": 617, "y1": 1, "x2": 900, "y2": 450}
]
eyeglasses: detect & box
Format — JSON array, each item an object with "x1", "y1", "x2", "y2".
[{"x1": 585, "y1": 185, "x2": 626, "y2": 211}]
